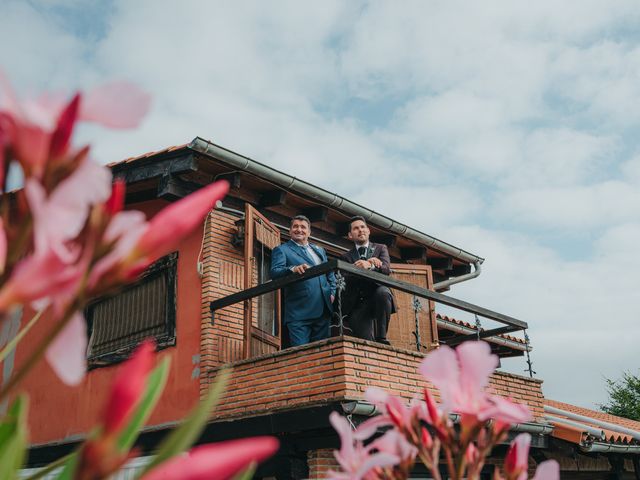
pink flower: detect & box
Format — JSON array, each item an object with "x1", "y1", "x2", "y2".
[
  {"x1": 328, "y1": 412, "x2": 399, "y2": 480},
  {"x1": 143, "y1": 437, "x2": 279, "y2": 480},
  {"x1": 0, "y1": 248, "x2": 83, "y2": 312},
  {"x1": 356, "y1": 388, "x2": 432, "y2": 440},
  {"x1": 0, "y1": 73, "x2": 150, "y2": 177},
  {"x1": 45, "y1": 311, "x2": 87, "y2": 386},
  {"x1": 133, "y1": 180, "x2": 229, "y2": 262},
  {"x1": 26, "y1": 159, "x2": 112, "y2": 261},
  {"x1": 0, "y1": 218, "x2": 6, "y2": 274},
  {"x1": 419, "y1": 341, "x2": 531, "y2": 425},
  {"x1": 103, "y1": 340, "x2": 155, "y2": 434},
  {"x1": 504, "y1": 434, "x2": 559, "y2": 480},
  {"x1": 370, "y1": 429, "x2": 417, "y2": 462}
]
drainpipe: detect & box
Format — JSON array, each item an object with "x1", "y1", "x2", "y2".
[
  {"x1": 433, "y1": 261, "x2": 482, "y2": 291},
  {"x1": 580, "y1": 443, "x2": 640, "y2": 454},
  {"x1": 544, "y1": 405, "x2": 640, "y2": 442}
]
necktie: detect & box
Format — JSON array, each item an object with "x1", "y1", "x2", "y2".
[{"x1": 358, "y1": 246, "x2": 367, "y2": 259}]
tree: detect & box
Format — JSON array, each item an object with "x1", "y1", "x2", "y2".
[{"x1": 599, "y1": 372, "x2": 640, "y2": 421}]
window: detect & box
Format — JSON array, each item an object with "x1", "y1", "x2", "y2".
[{"x1": 86, "y1": 253, "x2": 177, "y2": 366}]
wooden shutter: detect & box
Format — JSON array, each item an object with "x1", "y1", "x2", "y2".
[
  {"x1": 387, "y1": 264, "x2": 438, "y2": 352},
  {"x1": 243, "y1": 204, "x2": 281, "y2": 358}
]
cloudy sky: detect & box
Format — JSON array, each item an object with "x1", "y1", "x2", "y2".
[{"x1": 2, "y1": 0, "x2": 639, "y2": 409}]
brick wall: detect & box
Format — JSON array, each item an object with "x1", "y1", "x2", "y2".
[
  {"x1": 307, "y1": 449, "x2": 340, "y2": 479},
  {"x1": 206, "y1": 337, "x2": 545, "y2": 422},
  {"x1": 200, "y1": 209, "x2": 245, "y2": 397}
]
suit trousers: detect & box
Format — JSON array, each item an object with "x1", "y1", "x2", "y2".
[
  {"x1": 347, "y1": 286, "x2": 393, "y2": 342},
  {"x1": 287, "y1": 305, "x2": 331, "y2": 347}
]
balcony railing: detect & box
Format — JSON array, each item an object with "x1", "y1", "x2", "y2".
[{"x1": 210, "y1": 259, "x2": 528, "y2": 354}]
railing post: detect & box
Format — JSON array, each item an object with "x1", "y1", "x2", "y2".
[{"x1": 333, "y1": 271, "x2": 346, "y2": 337}]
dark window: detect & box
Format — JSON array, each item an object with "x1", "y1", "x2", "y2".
[
  {"x1": 254, "y1": 242, "x2": 278, "y2": 337},
  {"x1": 86, "y1": 253, "x2": 177, "y2": 366}
]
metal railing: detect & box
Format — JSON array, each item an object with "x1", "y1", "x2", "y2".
[{"x1": 210, "y1": 259, "x2": 527, "y2": 349}]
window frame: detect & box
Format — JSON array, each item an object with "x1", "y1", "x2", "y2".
[{"x1": 85, "y1": 252, "x2": 178, "y2": 368}]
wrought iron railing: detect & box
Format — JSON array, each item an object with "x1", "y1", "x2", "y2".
[{"x1": 210, "y1": 259, "x2": 527, "y2": 350}]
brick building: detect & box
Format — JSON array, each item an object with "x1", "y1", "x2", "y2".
[{"x1": 13, "y1": 138, "x2": 640, "y2": 478}]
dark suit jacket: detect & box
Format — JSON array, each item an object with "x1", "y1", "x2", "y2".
[
  {"x1": 270, "y1": 240, "x2": 336, "y2": 325},
  {"x1": 340, "y1": 242, "x2": 397, "y2": 313}
]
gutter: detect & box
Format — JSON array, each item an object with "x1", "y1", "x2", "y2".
[
  {"x1": 342, "y1": 401, "x2": 553, "y2": 435},
  {"x1": 436, "y1": 315, "x2": 529, "y2": 352},
  {"x1": 433, "y1": 261, "x2": 482, "y2": 291},
  {"x1": 190, "y1": 137, "x2": 485, "y2": 267},
  {"x1": 544, "y1": 405, "x2": 640, "y2": 442},
  {"x1": 580, "y1": 442, "x2": 640, "y2": 454}
]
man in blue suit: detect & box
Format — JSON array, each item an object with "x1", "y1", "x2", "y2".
[{"x1": 270, "y1": 215, "x2": 336, "y2": 347}]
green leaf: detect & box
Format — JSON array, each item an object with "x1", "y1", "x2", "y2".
[
  {"x1": 140, "y1": 368, "x2": 230, "y2": 476},
  {"x1": 52, "y1": 451, "x2": 80, "y2": 480},
  {"x1": 0, "y1": 395, "x2": 28, "y2": 480},
  {"x1": 0, "y1": 309, "x2": 43, "y2": 363},
  {"x1": 117, "y1": 357, "x2": 170, "y2": 452},
  {"x1": 232, "y1": 462, "x2": 257, "y2": 480},
  {"x1": 21, "y1": 452, "x2": 75, "y2": 480}
]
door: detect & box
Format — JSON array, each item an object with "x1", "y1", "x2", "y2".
[
  {"x1": 388, "y1": 264, "x2": 438, "y2": 352},
  {"x1": 243, "y1": 204, "x2": 282, "y2": 358}
]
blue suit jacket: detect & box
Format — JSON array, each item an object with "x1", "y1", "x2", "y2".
[{"x1": 270, "y1": 240, "x2": 336, "y2": 325}]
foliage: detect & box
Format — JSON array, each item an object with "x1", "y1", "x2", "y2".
[
  {"x1": 0, "y1": 73, "x2": 277, "y2": 479},
  {"x1": 600, "y1": 371, "x2": 640, "y2": 421},
  {"x1": 327, "y1": 341, "x2": 559, "y2": 480}
]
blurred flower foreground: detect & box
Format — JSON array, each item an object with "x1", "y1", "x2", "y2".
[{"x1": 0, "y1": 74, "x2": 277, "y2": 479}]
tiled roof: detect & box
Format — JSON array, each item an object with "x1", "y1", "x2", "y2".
[
  {"x1": 105, "y1": 143, "x2": 189, "y2": 168},
  {"x1": 436, "y1": 313, "x2": 527, "y2": 346},
  {"x1": 545, "y1": 399, "x2": 640, "y2": 446}
]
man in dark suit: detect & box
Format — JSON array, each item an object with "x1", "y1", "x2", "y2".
[
  {"x1": 341, "y1": 216, "x2": 396, "y2": 344},
  {"x1": 270, "y1": 215, "x2": 336, "y2": 347}
]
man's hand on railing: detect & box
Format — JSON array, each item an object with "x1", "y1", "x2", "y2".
[{"x1": 291, "y1": 264, "x2": 311, "y2": 274}]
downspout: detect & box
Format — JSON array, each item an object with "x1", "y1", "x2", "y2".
[{"x1": 433, "y1": 261, "x2": 482, "y2": 291}]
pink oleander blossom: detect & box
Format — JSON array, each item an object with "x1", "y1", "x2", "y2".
[
  {"x1": 143, "y1": 437, "x2": 279, "y2": 480},
  {"x1": 504, "y1": 434, "x2": 559, "y2": 480},
  {"x1": 370, "y1": 429, "x2": 417, "y2": 462},
  {"x1": 0, "y1": 248, "x2": 84, "y2": 312},
  {"x1": 133, "y1": 180, "x2": 229, "y2": 262},
  {"x1": 419, "y1": 341, "x2": 531, "y2": 425},
  {"x1": 45, "y1": 311, "x2": 87, "y2": 385},
  {"x1": 0, "y1": 218, "x2": 6, "y2": 273},
  {"x1": 328, "y1": 412, "x2": 399, "y2": 480},
  {"x1": 103, "y1": 340, "x2": 154, "y2": 434},
  {"x1": 0, "y1": 73, "x2": 150, "y2": 177},
  {"x1": 26, "y1": 159, "x2": 112, "y2": 261},
  {"x1": 356, "y1": 387, "x2": 432, "y2": 440}
]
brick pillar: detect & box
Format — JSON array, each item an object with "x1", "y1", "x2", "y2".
[{"x1": 307, "y1": 449, "x2": 340, "y2": 479}]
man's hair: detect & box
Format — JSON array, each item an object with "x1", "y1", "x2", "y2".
[
  {"x1": 348, "y1": 215, "x2": 367, "y2": 229},
  {"x1": 290, "y1": 215, "x2": 311, "y2": 228}
]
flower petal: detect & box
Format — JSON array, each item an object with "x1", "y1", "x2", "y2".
[
  {"x1": 136, "y1": 180, "x2": 229, "y2": 261},
  {"x1": 531, "y1": 460, "x2": 560, "y2": 480},
  {"x1": 456, "y1": 341, "x2": 497, "y2": 393},
  {"x1": 419, "y1": 344, "x2": 459, "y2": 411},
  {"x1": 80, "y1": 82, "x2": 151, "y2": 129},
  {"x1": 143, "y1": 437, "x2": 279, "y2": 480},
  {"x1": 45, "y1": 312, "x2": 87, "y2": 386}
]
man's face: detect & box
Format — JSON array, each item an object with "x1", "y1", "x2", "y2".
[
  {"x1": 348, "y1": 220, "x2": 370, "y2": 245},
  {"x1": 290, "y1": 219, "x2": 310, "y2": 244}
]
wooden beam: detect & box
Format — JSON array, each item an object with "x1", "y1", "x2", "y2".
[
  {"x1": 157, "y1": 174, "x2": 199, "y2": 200},
  {"x1": 400, "y1": 247, "x2": 428, "y2": 261},
  {"x1": 216, "y1": 172, "x2": 242, "y2": 189},
  {"x1": 302, "y1": 206, "x2": 328, "y2": 224},
  {"x1": 259, "y1": 190, "x2": 287, "y2": 207},
  {"x1": 112, "y1": 153, "x2": 197, "y2": 184},
  {"x1": 428, "y1": 257, "x2": 453, "y2": 270},
  {"x1": 447, "y1": 264, "x2": 472, "y2": 276},
  {"x1": 370, "y1": 235, "x2": 397, "y2": 248}
]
